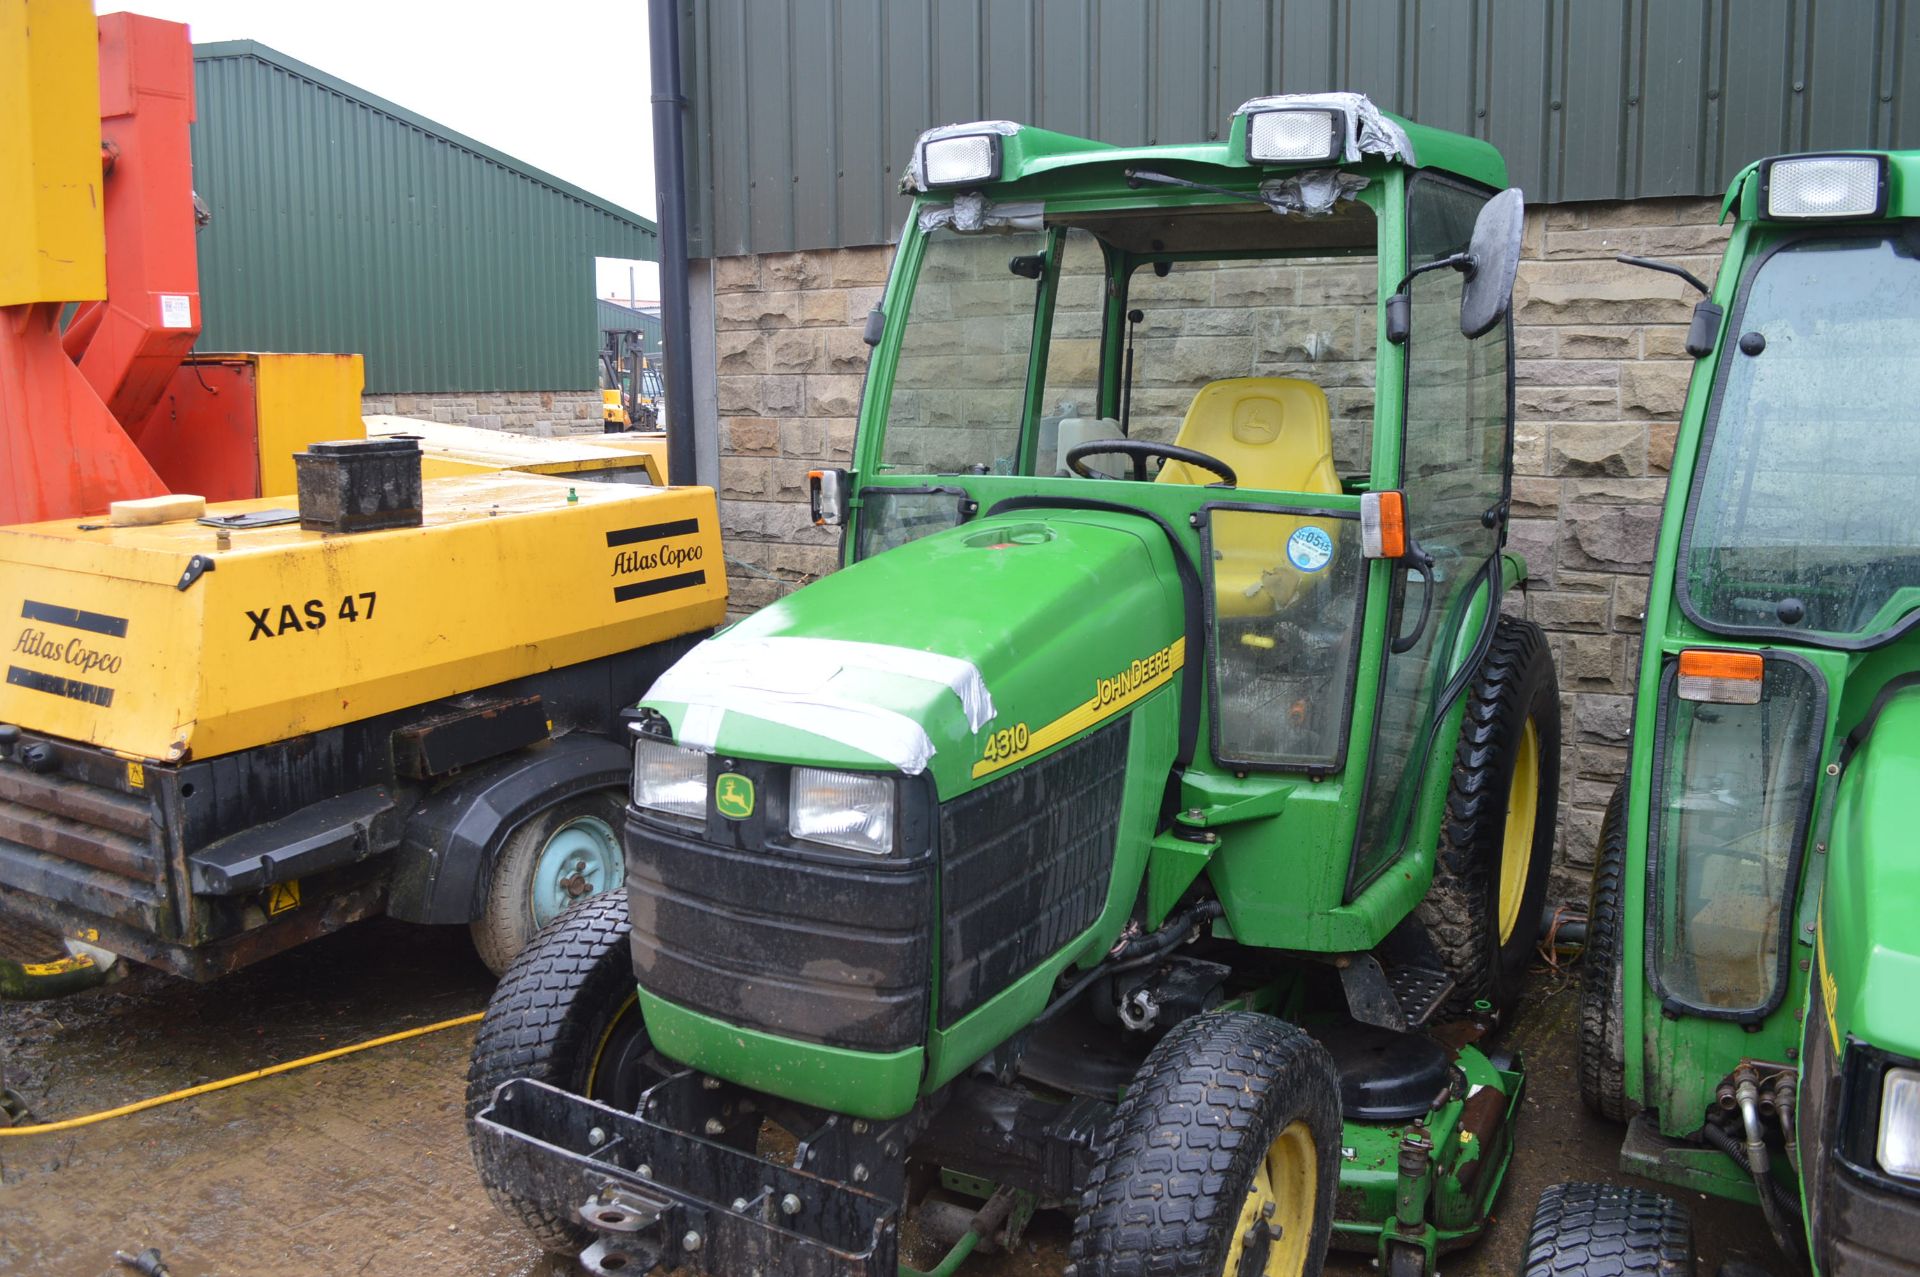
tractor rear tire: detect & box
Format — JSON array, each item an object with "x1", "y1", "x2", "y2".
[
  {"x1": 1418, "y1": 615, "x2": 1560, "y2": 1021},
  {"x1": 471, "y1": 791, "x2": 627, "y2": 976},
  {"x1": 1523, "y1": 1182, "x2": 1693, "y2": 1277},
  {"x1": 467, "y1": 892, "x2": 658, "y2": 1254},
  {"x1": 1067, "y1": 1011, "x2": 1341, "y2": 1277},
  {"x1": 1578, "y1": 775, "x2": 1637, "y2": 1122}
]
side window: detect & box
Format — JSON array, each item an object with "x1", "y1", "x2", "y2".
[
  {"x1": 1350, "y1": 176, "x2": 1512, "y2": 891},
  {"x1": 1402, "y1": 180, "x2": 1508, "y2": 561},
  {"x1": 881, "y1": 227, "x2": 1046, "y2": 476},
  {"x1": 1650, "y1": 656, "x2": 1822, "y2": 1016}
]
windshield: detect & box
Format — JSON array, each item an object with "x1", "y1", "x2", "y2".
[
  {"x1": 1682, "y1": 233, "x2": 1920, "y2": 641},
  {"x1": 876, "y1": 198, "x2": 1379, "y2": 486}
]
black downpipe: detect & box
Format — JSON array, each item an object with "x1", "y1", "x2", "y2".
[{"x1": 649, "y1": 0, "x2": 697, "y2": 486}]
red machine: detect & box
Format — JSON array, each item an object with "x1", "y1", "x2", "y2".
[{"x1": 1, "y1": 8, "x2": 359, "y2": 524}]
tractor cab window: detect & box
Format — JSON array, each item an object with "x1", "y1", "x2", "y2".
[
  {"x1": 1117, "y1": 251, "x2": 1377, "y2": 487},
  {"x1": 1683, "y1": 233, "x2": 1920, "y2": 641},
  {"x1": 879, "y1": 226, "x2": 1046, "y2": 477}
]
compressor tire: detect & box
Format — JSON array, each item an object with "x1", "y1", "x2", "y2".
[
  {"x1": 471, "y1": 791, "x2": 627, "y2": 976},
  {"x1": 1067, "y1": 1012, "x2": 1342, "y2": 1277},
  {"x1": 467, "y1": 892, "x2": 655, "y2": 1254},
  {"x1": 1418, "y1": 615, "x2": 1560, "y2": 1020},
  {"x1": 1578, "y1": 775, "x2": 1636, "y2": 1121},
  {"x1": 1523, "y1": 1182, "x2": 1693, "y2": 1277}
]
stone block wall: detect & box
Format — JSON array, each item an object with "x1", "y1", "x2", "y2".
[
  {"x1": 704, "y1": 195, "x2": 1731, "y2": 902},
  {"x1": 359, "y1": 389, "x2": 605, "y2": 436}
]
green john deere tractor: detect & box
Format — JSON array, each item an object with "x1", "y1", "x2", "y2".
[
  {"x1": 1528, "y1": 150, "x2": 1920, "y2": 1277},
  {"x1": 469, "y1": 93, "x2": 1557, "y2": 1277}
]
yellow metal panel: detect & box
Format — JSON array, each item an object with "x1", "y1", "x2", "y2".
[
  {"x1": 364, "y1": 416, "x2": 663, "y2": 484},
  {"x1": 251, "y1": 353, "x2": 366, "y2": 497},
  {"x1": 0, "y1": 474, "x2": 726, "y2": 760},
  {"x1": 0, "y1": 0, "x2": 107, "y2": 305}
]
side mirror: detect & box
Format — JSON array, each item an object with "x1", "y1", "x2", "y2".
[
  {"x1": 1459, "y1": 187, "x2": 1525, "y2": 338},
  {"x1": 808, "y1": 468, "x2": 848, "y2": 526}
]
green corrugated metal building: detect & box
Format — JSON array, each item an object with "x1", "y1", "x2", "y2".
[
  {"x1": 190, "y1": 42, "x2": 658, "y2": 395},
  {"x1": 597, "y1": 298, "x2": 663, "y2": 359}
]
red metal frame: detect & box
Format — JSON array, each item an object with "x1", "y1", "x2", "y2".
[{"x1": 0, "y1": 12, "x2": 244, "y2": 524}]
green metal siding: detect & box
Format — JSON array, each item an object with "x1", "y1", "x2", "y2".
[
  {"x1": 597, "y1": 299, "x2": 663, "y2": 358},
  {"x1": 682, "y1": 0, "x2": 1920, "y2": 258},
  {"x1": 190, "y1": 42, "x2": 657, "y2": 394}
]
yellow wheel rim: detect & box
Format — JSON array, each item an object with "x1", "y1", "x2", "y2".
[
  {"x1": 1220, "y1": 1119, "x2": 1317, "y2": 1277},
  {"x1": 1497, "y1": 717, "x2": 1541, "y2": 946}
]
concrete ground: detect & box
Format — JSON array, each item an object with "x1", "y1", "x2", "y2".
[{"x1": 1, "y1": 919, "x2": 1775, "y2": 1277}]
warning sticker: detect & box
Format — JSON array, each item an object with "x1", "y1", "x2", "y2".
[
  {"x1": 266, "y1": 880, "x2": 301, "y2": 915},
  {"x1": 159, "y1": 294, "x2": 192, "y2": 329}
]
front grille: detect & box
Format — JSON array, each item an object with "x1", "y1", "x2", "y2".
[
  {"x1": 938, "y1": 717, "x2": 1129, "y2": 1027},
  {"x1": 625, "y1": 816, "x2": 934, "y2": 1053},
  {"x1": 0, "y1": 735, "x2": 169, "y2": 935}
]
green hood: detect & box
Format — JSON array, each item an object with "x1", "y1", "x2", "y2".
[
  {"x1": 643, "y1": 510, "x2": 1189, "y2": 798},
  {"x1": 1820, "y1": 690, "x2": 1920, "y2": 1060}
]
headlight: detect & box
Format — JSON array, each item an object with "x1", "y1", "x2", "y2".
[
  {"x1": 789, "y1": 767, "x2": 895, "y2": 856},
  {"x1": 1246, "y1": 108, "x2": 1345, "y2": 164},
  {"x1": 920, "y1": 133, "x2": 1000, "y2": 187},
  {"x1": 632, "y1": 737, "x2": 707, "y2": 828},
  {"x1": 1879, "y1": 1066, "x2": 1920, "y2": 1180},
  {"x1": 1761, "y1": 154, "x2": 1887, "y2": 220}
]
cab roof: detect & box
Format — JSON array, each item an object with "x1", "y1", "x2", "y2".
[{"x1": 904, "y1": 92, "x2": 1509, "y2": 198}]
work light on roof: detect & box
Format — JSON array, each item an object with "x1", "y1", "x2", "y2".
[
  {"x1": 921, "y1": 133, "x2": 1000, "y2": 187},
  {"x1": 1246, "y1": 108, "x2": 1345, "y2": 165},
  {"x1": 1761, "y1": 153, "x2": 1887, "y2": 220}
]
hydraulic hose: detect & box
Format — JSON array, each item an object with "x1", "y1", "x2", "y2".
[
  {"x1": 0, "y1": 1011, "x2": 481, "y2": 1137},
  {"x1": 1033, "y1": 900, "x2": 1225, "y2": 1026},
  {"x1": 1702, "y1": 1117, "x2": 1803, "y2": 1254}
]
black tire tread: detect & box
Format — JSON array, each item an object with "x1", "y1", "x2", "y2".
[
  {"x1": 1417, "y1": 614, "x2": 1561, "y2": 1017},
  {"x1": 466, "y1": 891, "x2": 635, "y2": 1253},
  {"x1": 1578, "y1": 776, "x2": 1636, "y2": 1122},
  {"x1": 1066, "y1": 1011, "x2": 1341, "y2": 1277},
  {"x1": 1523, "y1": 1181, "x2": 1693, "y2": 1277}
]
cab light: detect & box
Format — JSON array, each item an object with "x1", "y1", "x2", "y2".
[
  {"x1": 1360, "y1": 490, "x2": 1407, "y2": 560},
  {"x1": 1246, "y1": 108, "x2": 1345, "y2": 164},
  {"x1": 789, "y1": 767, "x2": 895, "y2": 856},
  {"x1": 1878, "y1": 1067, "x2": 1920, "y2": 1181},
  {"x1": 921, "y1": 133, "x2": 1000, "y2": 187},
  {"x1": 632, "y1": 736, "x2": 707, "y2": 828},
  {"x1": 1761, "y1": 154, "x2": 1888, "y2": 220},
  {"x1": 1676, "y1": 650, "x2": 1765, "y2": 705}
]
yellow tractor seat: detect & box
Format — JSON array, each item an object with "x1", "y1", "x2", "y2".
[{"x1": 1156, "y1": 377, "x2": 1344, "y2": 617}]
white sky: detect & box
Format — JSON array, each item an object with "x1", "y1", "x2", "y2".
[{"x1": 107, "y1": 0, "x2": 662, "y2": 302}]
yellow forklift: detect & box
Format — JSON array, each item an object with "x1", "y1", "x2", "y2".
[{"x1": 0, "y1": 3, "x2": 723, "y2": 992}]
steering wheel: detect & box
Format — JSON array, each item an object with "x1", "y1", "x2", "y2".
[{"x1": 1065, "y1": 439, "x2": 1237, "y2": 487}]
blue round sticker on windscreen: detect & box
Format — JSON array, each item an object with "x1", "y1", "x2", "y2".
[{"x1": 1286, "y1": 525, "x2": 1334, "y2": 573}]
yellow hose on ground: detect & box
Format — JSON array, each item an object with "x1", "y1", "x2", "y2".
[{"x1": 0, "y1": 1011, "x2": 482, "y2": 1137}]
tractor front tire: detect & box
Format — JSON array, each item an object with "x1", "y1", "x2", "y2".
[
  {"x1": 471, "y1": 791, "x2": 627, "y2": 976},
  {"x1": 1418, "y1": 615, "x2": 1560, "y2": 1020},
  {"x1": 1523, "y1": 1182, "x2": 1693, "y2": 1277},
  {"x1": 1068, "y1": 1012, "x2": 1341, "y2": 1277},
  {"x1": 1578, "y1": 776, "x2": 1636, "y2": 1121},
  {"x1": 467, "y1": 892, "x2": 657, "y2": 1254}
]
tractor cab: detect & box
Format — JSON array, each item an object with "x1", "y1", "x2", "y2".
[
  {"x1": 1541, "y1": 151, "x2": 1920, "y2": 1277},
  {"x1": 471, "y1": 95, "x2": 1558, "y2": 1277}
]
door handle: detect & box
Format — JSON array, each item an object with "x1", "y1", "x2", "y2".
[{"x1": 1390, "y1": 545, "x2": 1436, "y2": 655}]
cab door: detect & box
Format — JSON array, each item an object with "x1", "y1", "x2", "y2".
[{"x1": 1349, "y1": 175, "x2": 1513, "y2": 892}]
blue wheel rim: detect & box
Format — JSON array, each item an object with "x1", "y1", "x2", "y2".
[{"x1": 528, "y1": 815, "x2": 621, "y2": 931}]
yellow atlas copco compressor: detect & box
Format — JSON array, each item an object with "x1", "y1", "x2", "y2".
[{"x1": 0, "y1": 3, "x2": 725, "y2": 988}]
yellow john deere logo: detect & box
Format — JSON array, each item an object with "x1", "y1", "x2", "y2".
[{"x1": 715, "y1": 772, "x2": 755, "y2": 820}]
